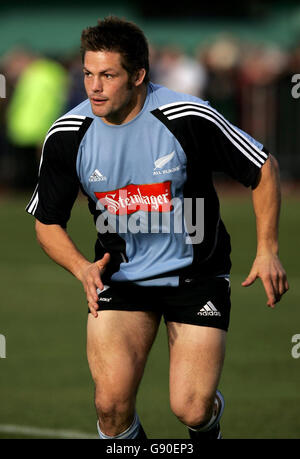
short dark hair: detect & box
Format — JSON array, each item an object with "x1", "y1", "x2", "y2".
[{"x1": 80, "y1": 16, "x2": 150, "y2": 84}]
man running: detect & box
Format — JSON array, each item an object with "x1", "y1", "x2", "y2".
[{"x1": 26, "y1": 17, "x2": 289, "y2": 440}]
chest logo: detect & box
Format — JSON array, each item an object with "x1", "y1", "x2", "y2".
[
  {"x1": 89, "y1": 169, "x2": 107, "y2": 182},
  {"x1": 153, "y1": 151, "x2": 180, "y2": 176},
  {"x1": 95, "y1": 181, "x2": 172, "y2": 215},
  {"x1": 154, "y1": 151, "x2": 175, "y2": 169}
]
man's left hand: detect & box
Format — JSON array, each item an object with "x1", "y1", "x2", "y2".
[{"x1": 242, "y1": 253, "x2": 289, "y2": 308}]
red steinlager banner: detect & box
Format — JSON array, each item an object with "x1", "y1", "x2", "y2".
[{"x1": 95, "y1": 181, "x2": 172, "y2": 215}]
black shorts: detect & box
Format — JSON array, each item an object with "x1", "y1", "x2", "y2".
[{"x1": 93, "y1": 276, "x2": 231, "y2": 332}]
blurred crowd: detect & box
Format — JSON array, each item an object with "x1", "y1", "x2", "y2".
[{"x1": 1, "y1": 35, "x2": 300, "y2": 191}]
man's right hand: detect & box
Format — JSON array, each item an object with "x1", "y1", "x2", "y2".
[
  {"x1": 78, "y1": 253, "x2": 111, "y2": 317},
  {"x1": 34, "y1": 222, "x2": 111, "y2": 317}
]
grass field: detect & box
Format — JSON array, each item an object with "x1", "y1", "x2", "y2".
[{"x1": 0, "y1": 189, "x2": 299, "y2": 439}]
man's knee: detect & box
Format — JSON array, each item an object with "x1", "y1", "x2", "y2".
[
  {"x1": 170, "y1": 395, "x2": 214, "y2": 428},
  {"x1": 94, "y1": 389, "x2": 136, "y2": 436},
  {"x1": 95, "y1": 389, "x2": 133, "y2": 416}
]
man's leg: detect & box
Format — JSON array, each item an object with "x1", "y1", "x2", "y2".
[
  {"x1": 87, "y1": 309, "x2": 161, "y2": 438},
  {"x1": 167, "y1": 323, "x2": 226, "y2": 438}
]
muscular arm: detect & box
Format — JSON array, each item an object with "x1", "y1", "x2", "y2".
[
  {"x1": 242, "y1": 155, "x2": 289, "y2": 307},
  {"x1": 35, "y1": 220, "x2": 110, "y2": 317}
]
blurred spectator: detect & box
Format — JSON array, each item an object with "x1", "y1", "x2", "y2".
[
  {"x1": 274, "y1": 41, "x2": 300, "y2": 179},
  {"x1": 1, "y1": 47, "x2": 69, "y2": 190},
  {"x1": 237, "y1": 44, "x2": 288, "y2": 152},
  {"x1": 238, "y1": 44, "x2": 287, "y2": 86},
  {"x1": 151, "y1": 45, "x2": 207, "y2": 97},
  {"x1": 1, "y1": 33, "x2": 300, "y2": 189},
  {"x1": 63, "y1": 52, "x2": 87, "y2": 111},
  {"x1": 200, "y1": 35, "x2": 241, "y2": 124}
]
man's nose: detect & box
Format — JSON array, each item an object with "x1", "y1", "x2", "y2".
[{"x1": 92, "y1": 76, "x2": 103, "y2": 92}]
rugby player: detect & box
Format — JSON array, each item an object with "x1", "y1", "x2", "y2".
[{"x1": 26, "y1": 17, "x2": 289, "y2": 439}]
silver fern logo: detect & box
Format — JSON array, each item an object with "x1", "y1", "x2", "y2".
[
  {"x1": 154, "y1": 151, "x2": 175, "y2": 169},
  {"x1": 153, "y1": 151, "x2": 180, "y2": 176}
]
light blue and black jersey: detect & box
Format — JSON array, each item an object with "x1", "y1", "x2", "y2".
[{"x1": 26, "y1": 83, "x2": 269, "y2": 286}]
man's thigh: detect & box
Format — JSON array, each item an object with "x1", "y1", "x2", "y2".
[
  {"x1": 87, "y1": 310, "x2": 161, "y2": 397},
  {"x1": 167, "y1": 323, "x2": 226, "y2": 409},
  {"x1": 162, "y1": 276, "x2": 230, "y2": 406}
]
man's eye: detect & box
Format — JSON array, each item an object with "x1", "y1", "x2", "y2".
[
  {"x1": 105, "y1": 74, "x2": 113, "y2": 79},
  {"x1": 84, "y1": 72, "x2": 91, "y2": 77}
]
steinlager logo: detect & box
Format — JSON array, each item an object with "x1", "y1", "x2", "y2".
[
  {"x1": 95, "y1": 181, "x2": 172, "y2": 215},
  {"x1": 95, "y1": 185, "x2": 205, "y2": 244}
]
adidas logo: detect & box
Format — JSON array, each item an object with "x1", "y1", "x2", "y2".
[
  {"x1": 197, "y1": 301, "x2": 221, "y2": 317},
  {"x1": 89, "y1": 169, "x2": 107, "y2": 182}
]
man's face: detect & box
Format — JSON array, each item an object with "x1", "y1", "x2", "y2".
[{"x1": 83, "y1": 50, "x2": 137, "y2": 124}]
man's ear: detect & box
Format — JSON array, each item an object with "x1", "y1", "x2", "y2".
[{"x1": 134, "y1": 68, "x2": 146, "y2": 87}]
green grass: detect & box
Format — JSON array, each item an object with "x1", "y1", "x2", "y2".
[{"x1": 0, "y1": 191, "x2": 299, "y2": 438}]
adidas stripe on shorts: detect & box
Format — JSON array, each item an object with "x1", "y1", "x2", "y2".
[{"x1": 93, "y1": 276, "x2": 231, "y2": 331}]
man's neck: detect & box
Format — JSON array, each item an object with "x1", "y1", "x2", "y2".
[{"x1": 102, "y1": 83, "x2": 148, "y2": 125}]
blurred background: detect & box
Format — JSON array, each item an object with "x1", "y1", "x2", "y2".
[
  {"x1": 1, "y1": 0, "x2": 300, "y2": 189},
  {"x1": 0, "y1": 0, "x2": 299, "y2": 439}
]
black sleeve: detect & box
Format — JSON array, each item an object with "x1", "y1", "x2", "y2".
[
  {"x1": 152, "y1": 102, "x2": 269, "y2": 188},
  {"x1": 207, "y1": 114, "x2": 269, "y2": 187},
  {"x1": 25, "y1": 130, "x2": 80, "y2": 228}
]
